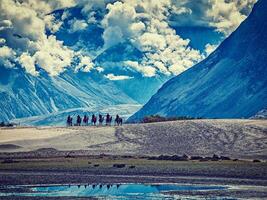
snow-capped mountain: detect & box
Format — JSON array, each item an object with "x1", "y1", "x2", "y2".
[
  {"x1": 0, "y1": 66, "x2": 136, "y2": 122},
  {"x1": 11, "y1": 104, "x2": 141, "y2": 126},
  {"x1": 129, "y1": 0, "x2": 267, "y2": 122}
]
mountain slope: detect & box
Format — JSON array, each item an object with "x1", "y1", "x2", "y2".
[
  {"x1": 129, "y1": 0, "x2": 267, "y2": 121},
  {"x1": 0, "y1": 66, "x2": 136, "y2": 122},
  {"x1": 94, "y1": 42, "x2": 168, "y2": 103}
]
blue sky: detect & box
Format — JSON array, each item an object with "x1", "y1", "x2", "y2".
[{"x1": 0, "y1": 0, "x2": 257, "y2": 80}]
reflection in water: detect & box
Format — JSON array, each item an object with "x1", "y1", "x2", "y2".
[{"x1": 0, "y1": 183, "x2": 230, "y2": 199}]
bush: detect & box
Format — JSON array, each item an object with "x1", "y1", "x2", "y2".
[
  {"x1": 113, "y1": 164, "x2": 126, "y2": 168},
  {"x1": 0, "y1": 121, "x2": 18, "y2": 127},
  {"x1": 142, "y1": 115, "x2": 200, "y2": 123}
]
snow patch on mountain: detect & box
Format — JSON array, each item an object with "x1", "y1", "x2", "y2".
[{"x1": 12, "y1": 104, "x2": 141, "y2": 126}]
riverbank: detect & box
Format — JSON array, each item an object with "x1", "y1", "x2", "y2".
[{"x1": 0, "y1": 156, "x2": 267, "y2": 199}]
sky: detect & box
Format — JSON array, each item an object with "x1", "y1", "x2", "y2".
[{"x1": 0, "y1": 0, "x2": 258, "y2": 80}]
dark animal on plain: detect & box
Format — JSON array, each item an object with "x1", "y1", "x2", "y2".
[
  {"x1": 91, "y1": 114, "x2": 97, "y2": 126},
  {"x1": 115, "y1": 115, "x2": 123, "y2": 126},
  {"x1": 118, "y1": 117, "x2": 123, "y2": 126},
  {"x1": 106, "y1": 113, "x2": 111, "y2": 126},
  {"x1": 109, "y1": 116, "x2": 112, "y2": 125},
  {"x1": 67, "y1": 115, "x2": 72, "y2": 126},
  {"x1": 83, "y1": 115, "x2": 89, "y2": 125},
  {"x1": 77, "y1": 115, "x2": 82, "y2": 126},
  {"x1": 99, "y1": 114, "x2": 104, "y2": 125}
]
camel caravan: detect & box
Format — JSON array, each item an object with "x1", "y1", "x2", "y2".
[{"x1": 66, "y1": 113, "x2": 123, "y2": 127}]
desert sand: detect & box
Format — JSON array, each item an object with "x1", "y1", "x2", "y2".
[{"x1": 0, "y1": 119, "x2": 266, "y2": 160}]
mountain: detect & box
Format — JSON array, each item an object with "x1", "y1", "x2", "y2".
[
  {"x1": 250, "y1": 108, "x2": 267, "y2": 119},
  {"x1": 94, "y1": 42, "x2": 168, "y2": 103},
  {"x1": 0, "y1": 66, "x2": 136, "y2": 122},
  {"x1": 129, "y1": 0, "x2": 267, "y2": 122},
  {"x1": 11, "y1": 104, "x2": 141, "y2": 126}
]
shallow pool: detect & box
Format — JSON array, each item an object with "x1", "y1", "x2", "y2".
[{"x1": 0, "y1": 183, "x2": 231, "y2": 199}]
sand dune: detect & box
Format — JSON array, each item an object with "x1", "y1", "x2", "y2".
[{"x1": 0, "y1": 120, "x2": 266, "y2": 159}]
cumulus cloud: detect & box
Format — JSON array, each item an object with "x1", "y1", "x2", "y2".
[
  {"x1": 100, "y1": 0, "x2": 204, "y2": 76},
  {"x1": 204, "y1": 43, "x2": 218, "y2": 56},
  {"x1": 105, "y1": 73, "x2": 133, "y2": 81},
  {"x1": 206, "y1": 0, "x2": 257, "y2": 35},
  {"x1": 75, "y1": 54, "x2": 94, "y2": 72},
  {"x1": 0, "y1": 0, "x2": 258, "y2": 78},
  {"x1": 68, "y1": 18, "x2": 88, "y2": 33},
  {"x1": 0, "y1": 45, "x2": 16, "y2": 68},
  {"x1": 0, "y1": 0, "x2": 92, "y2": 76},
  {"x1": 124, "y1": 61, "x2": 156, "y2": 77},
  {"x1": 170, "y1": 0, "x2": 257, "y2": 36},
  {"x1": 18, "y1": 52, "x2": 38, "y2": 76}
]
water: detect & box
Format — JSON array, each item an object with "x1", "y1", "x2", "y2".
[{"x1": 0, "y1": 183, "x2": 231, "y2": 199}]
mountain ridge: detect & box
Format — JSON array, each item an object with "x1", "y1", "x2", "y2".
[{"x1": 128, "y1": 0, "x2": 267, "y2": 122}]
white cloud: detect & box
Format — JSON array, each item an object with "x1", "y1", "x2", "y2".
[
  {"x1": 75, "y1": 55, "x2": 94, "y2": 72},
  {"x1": 205, "y1": 43, "x2": 218, "y2": 56},
  {"x1": 96, "y1": 66, "x2": 104, "y2": 73},
  {"x1": 100, "y1": 0, "x2": 204, "y2": 76},
  {"x1": 33, "y1": 36, "x2": 74, "y2": 76},
  {"x1": 0, "y1": 0, "x2": 258, "y2": 78},
  {"x1": 207, "y1": 0, "x2": 258, "y2": 35},
  {"x1": 0, "y1": 0, "x2": 90, "y2": 76},
  {"x1": 0, "y1": 45, "x2": 16, "y2": 68},
  {"x1": 68, "y1": 18, "x2": 88, "y2": 33},
  {"x1": 105, "y1": 73, "x2": 133, "y2": 81},
  {"x1": 18, "y1": 52, "x2": 38, "y2": 76},
  {"x1": 124, "y1": 61, "x2": 156, "y2": 77},
  {"x1": 44, "y1": 15, "x2": 63, "y2": 33},
  {"x1": 0, "y1": 20, "x2": 12, "y2": 30},
  {"x1": 102, "y1": 26, "x2": 124, "y2": 48},
  {"x1": 0, "y1": 38, "x2": 6, "y2": 45}
]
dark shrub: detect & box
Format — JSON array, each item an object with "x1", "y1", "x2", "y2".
[
  {"x1": 142, "y1": 115, "x2": 199, "y2": 123},
  {"x1": 220, "y1": 156, "x2": 231, "y2": 160},
  {"x1": 253, "y1": 159, "x2": 261, "y2": 163},
  {"x1": 113, "y1": 164, "x2": 126, "y2": 168},
  {"x1": 190, "y1": 156, "x2": 203, "y2": 160},
  {"x1": 211, "y1": 154, "x2": 220, "y2": 161}
]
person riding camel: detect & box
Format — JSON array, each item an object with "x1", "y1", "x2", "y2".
[
  {"x1": 106, "y1": 113, "x2": 110, "y2": 126},
  {"x1": 91, "y1": 114, "x2": 97, "y2": 126},
  {"x1": 77, "y1": 115, "x2": 81, "y2": 126},
  {"x1": 83, "y1": 115, "x2": 88, "y2": 125},
  {"x1": 99, "y1": 114, "x2": 104, "y2": 125},
  {"x1": 67, "y1": 115, "x2": 71, "y2": 126},
  {"x1": 115, "y1": 114, "x2": 120, "y2": 126},
  {"x1": 115, "y1": 114, "x2": 123, "y2": 126}
]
